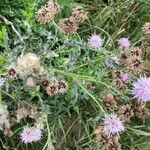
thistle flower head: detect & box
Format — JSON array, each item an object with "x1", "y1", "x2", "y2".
[
  {"x1": 132, "y1": 76, "x2": 150, "y2": 102},
  {"x1": 37, "y1": 0, "x2": 60, "y2": 24},
  {"x1": 71, "y1": 6, "x2": 88, "y2": 23},
  {"x1": 57, "y1": 80, "x2": 68, "y2": 93},
  {"x1": 118, "y1": 37, "x2": 130, "y2": 48},
  {"x1": 59, "y1": 18, "x2": 78, "y2": 34},
  {"x1": 46, "y1": 83, "x2": 58, "y2": 96},
  {"x1": 142, "y1": 22, "x2": 150, "y2": 36},
  {"x1": 103, "y1": 114, "x2": 124, "y2": 135},
  {"x1": 20, "y1": 127, "x2": 42, "y2": 143},
  {"x1": 37, "y1": 5, "x2": 54, "y2": 24},
  {"x1": 17, "y1": 53, "x2": 40, "y2": 77},
  {"x1": 0, "y1": 76, "x2": 5, "y2": 87},
  {"x1": 88, "y1": 34, "x2": 103, "y2": 49},
  {"x1": 120, "y1": 72, "x2": 129, "y2": 81}
]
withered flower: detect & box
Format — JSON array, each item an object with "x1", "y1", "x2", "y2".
[
  {"x1": 118, "y1": 104, "x2": 134, "y2": 122},
  {"x1": 118, "y1": 50, "x2": 127, "y2": 65},
  {"x1": 8, "y1": 67, "x2": 17, "y2": 78},
  {"x1": 16, "y1": 106, "x2": 30, "y2": 122},
  {"x1": 108, "y1": 136, "x2": 121, "y2": 150},
  {"x1": 142, "y1": 22, "x2": 150, "y2": 36},
  {"x1": 126, "y1": 55, "x2": 143, "y2": 75},
  {"x1": 59, "y1": 18, "x2": 78, "y2": 34},
  {"x1": 37, "y1": 5, "x2": 54, "y2": 24},
  {"x1": 133, "y1": 101, "x2": 149, "y2": 119},
  {"x1": 46, "y1": 83, "x2": 58, "y2": 96},
  {"x1": 94, "y1": 126, "x2": 112, "y2": 150},
  {"x1": 37, "y1": 0, "x2": 60, "y2": 24},
  {"x1": 71, "y1": 6, "x2": 88, "y2": 23},
  {"x1": 41, "y1": 77, "x2": 51, "y2": 88},
  {"x1": 130, "y1": 47, "x2": 142, "y2": 58},
  {"x1": 141, "y1": 41, "x2": 150, "y2": 54},
  {"x1": 57, "y1": 80, "x2": 68, "y2": 93},
  {"x1": 103, "y1": 94, "x2": 117, "y2": 109},
  {"x1": 115, "y1": 79, "x2": 127, "y2": 90}
]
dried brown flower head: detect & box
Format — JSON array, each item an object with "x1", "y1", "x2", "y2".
[
  {"x1": 143, "y1": 63, "x2": 150, "y2": 76},
  {"x1": 136, "y1": 107, "x2": 149, "y2": 119},
  {"x1": 112, "y1": 70, "x2": 121, "y2": 78},
  {"x1": 133, "y1": 101, "x2": 148, "y2": 119},
  {"x1": 141, "y1": 41, "x2": 150, "y2": 54},
  {"x1": 16, "y1": 106, "x2": 29, "y2": 122},
  {"x1": 17, "y1": 53, "x2": 40, "y2": 77},
  {"x1": 57, "y1": 80, "x2": 68, "y2": 93},
  {"x1": 126, "y1": 55, "x2": 143, "y2": 75},
  {"x1": 118, "y1": 104, "x2": 134, "y2": 122},
  {"x1": 37, "y1": 5, "x2": 54, "y2": 24},
  {"x1": 118, "y1": 50, "x2": 127, "y2": 65},
  {"x1": 42, "y1": 77, "x2": 50, "y2": 88},
  {"x1": 94, "y1": 126, "x2": 112, "y2": 150},
  {"x1": 47, "y1": 0, "x2": 60, "y2": 13},
  {"x1": 46, "y1": 83, "x2": 58, "y2": 96},
  {"x1": 115, "y1": 79, "x2": 127, "y2": 90},
  {"x1": 8, "y1": 68, "x2": 17, "y2": 78},
  {"x1": 71, "y1": 6, "x2": 88, "y2": 23},
  {"x1": 16, "y1": 105, "x2": 39, "y2": 122},
  {"x1": 130, "y1": 47, "x2": 142, "y2": 58},
  {"x1": 142, "y1": 22, "x2": 150, "y2": 36},
  {"x1": 103, "y1": 94, "x2": 117, "y2": 109},
  {"x1": 37, "y1": 0, "x2": 60, "y2": 24},
  {"x1": 59, "y1": 18, "x2": 78, "y2": 34},
  {"x1": 108, "y1": 136, "x2": 121, "y2": 150}
]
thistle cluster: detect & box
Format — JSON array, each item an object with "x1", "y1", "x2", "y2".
[
  {"x1": 59, "y1": 6, "x2": 88, "y2": 34},
  {"x1": 37, "y1": 0, "x2": 88, "y2": 34},
  {"x1": 37, "y1": 0, "x2": 60, "y2": 24},
  {"x1": 42, "y1": 78, "x2": 68, "y2": 96}
]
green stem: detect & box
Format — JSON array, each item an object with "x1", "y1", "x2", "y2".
[
  {"x1": 77, "y1": 81, "x2": 105, "y2": 113},
  {"x1": 37, "y1": 94, "x2": 51, "y2": 150},
  {"x1": 0, "y1": 88, "x2": 2, "y2": 102},
  {"x1": 52, "y1": 68, "x2": 119, "y2": 94}
]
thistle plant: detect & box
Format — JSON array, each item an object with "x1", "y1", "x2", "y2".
[{"x1": 0, "y1": 0, "x2": 150, "y2": 150}]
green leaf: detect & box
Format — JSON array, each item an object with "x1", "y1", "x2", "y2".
[
  {"x1": 0, "y1": 54, "x2": 6, "y2": 64},
  {"x1": 128, "y1": 127, "x2": 150, "y2": 136}
]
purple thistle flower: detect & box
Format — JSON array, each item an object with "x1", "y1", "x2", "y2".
[
  {"x1": 88, "y1": 34, "x2": 103, "y2": 49},
  {"x1": 0, "y1": 76, "x2": 5, "y2": 87},
  {"x1": 103, "y1": 114, "x2": 124, "y2": 135},
  {"x1": 132, "y1": 76, "x2": 150, "y2": 102},
  {"x1": 120, "y1": 72, "x2": 129, "y2": 81},
  {"x1": 118, "y1": 37, "x2": 130, "y2": 48},
  {"x1": 20, "y1": 127, "x2": 42, "y2": 144}
]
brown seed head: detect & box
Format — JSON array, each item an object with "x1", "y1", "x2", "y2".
[
  {"x1": 8, "y1": 68, "x2": 17, "y2": 78},
  {"x1": 59, "y1": 18, "x2": 78, "y2": 34},
  {"x1": 118, "y1": 104, "x2": 134, "y2": 122},
  {"x1": 103, "y1": 94, "x2": 117, "y2": 109},
  {"x1": 46, "y1": 83, "x2": 58, "y2": 96},
  {"x1": 142, "y1": 22, "x2": 150, "y2": 36},
  {"x1": 57, "y1": 80, "x2": 68, "y2": 93},
  {"x1": 71, "y1": 6, "x2": 88, "y2": 23}
]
